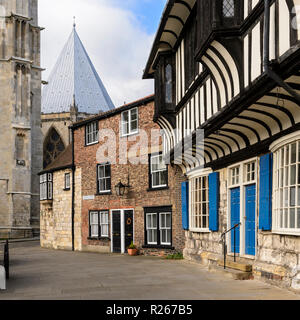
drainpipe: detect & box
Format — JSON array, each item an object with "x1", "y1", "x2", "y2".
[
  {"x1": 71, "y1": 128, "x2": 75, "y2": 251},
  {"x1": 263, "y1": 0, "x2": 300, "y2": 104}
]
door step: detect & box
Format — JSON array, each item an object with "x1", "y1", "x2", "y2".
[
  {"x1": 217, "y1": 259, "x2": 252, "y2": 272},
  {"x1": 209, "y1": 264, "x2": 253, "y2": 280}
]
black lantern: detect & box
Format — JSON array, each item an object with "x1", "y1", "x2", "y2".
[{"x1": 115, "y1": 181, "x2": 126, "y2": 196}]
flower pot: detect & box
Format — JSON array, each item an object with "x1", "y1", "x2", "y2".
[{"x1": 128, "y1": 248, "x2": 138, "y2": 256}]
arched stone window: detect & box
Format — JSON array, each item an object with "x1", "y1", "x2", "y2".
[
  {"x1": 43, "y1": 127, "x2": 65, "y2": 168},
  {"x1": 223, "y1": 0, "x2": 235, "y2": 17},
  {"x1": 165, "y1": 64, "x2": 172, "y2": 104}
]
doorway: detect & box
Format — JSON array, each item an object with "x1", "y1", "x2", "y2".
[{"x1": 111, "y1": 209, "x2": 134, "y2": 253}]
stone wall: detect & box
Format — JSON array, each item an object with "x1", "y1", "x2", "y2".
[
  {"x1": 40, "y1": 168, "x2": 82, "y2": 250},
  {"x1": 253, "y1": 233, "x2": 300, "y2": 290},
  {"x1": 0, "y1": 0, "x2": 42, "y2": 237}
]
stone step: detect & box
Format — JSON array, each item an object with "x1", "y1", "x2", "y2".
[
  {"x1": 217, "y1": 259, "x2": 252, "y2": 272},
  {"x1": 209, "y1": 264, "x2": 253, "y2": 280}
]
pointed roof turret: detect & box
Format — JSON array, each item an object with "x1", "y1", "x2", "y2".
[{"x1": 42, "y1": 25, "x2": 115, "y2": 114}]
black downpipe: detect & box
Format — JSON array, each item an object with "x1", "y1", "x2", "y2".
[
  {"x1": 264, "y1": 0, "x2": 300, "y2": 104},
  {"x1": 71, "y1": 128, "x2": 75, "y2": 251}
]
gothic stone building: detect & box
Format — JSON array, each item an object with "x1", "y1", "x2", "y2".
[
  {"x1": 144, "y1": 0, "x2": 300, "y2": 290},
  {"x1": 40, "y1": 95, "x2": 185, "y2": 255},
  {"x1": 41, "y1": 25, "x2": 115, "y2": 169},
  {"x1": 0, "y1": 0, "x2": 42, "y2": 237}
]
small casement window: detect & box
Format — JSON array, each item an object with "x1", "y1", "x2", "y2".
[
  {"x1": 64, "y1": 173, "x2": 71, "y2": 190},
  {"x1": 230, "y1": 166, "x2": 240, "y2": 186},
  {"x1": 190, "y1": 176, "x2": 209, "y2": 231},
  {"x1": 159, "y1": 213, "x2": 172, "y2": 245},
  {"x1": 150, "y1": 154, "x2": 168, "y2": 189},
  {"x1": 223, "y1": 0, "x2": 235, "y2": 18},
  {"x1": 145, "y1": 211, "x2": 172, "y2": 246},
  {"x1": 244, "y1": 161, "x2": 256, "y2": 184},
  {"x1": 165, "y1": 64, "x2": 172, "y2": 104},
  {"x1": 121, "y1": 108, "x2": 138, "y2": 137},
  {"x1": 273, "y1": 141, "x2": 300, "y2": 232},
  {"x1": 40, "y1": 173, "x2": 53, "y2": 200},
  {"x1": 89, "y1": 211, "x2": 109, "y2": 238},
  {"x1": 97, "y1": 163, "x2": 111, "y2": 193},
  {"x1": 146, "y1": 213, "x2": 157, "y2": 245},
  {"x1": 85, "y1": 121, "x2": 98, "y2": 145}
]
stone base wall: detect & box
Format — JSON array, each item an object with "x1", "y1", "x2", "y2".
[
  {"x1": 40, "y1": 168, "x2": 82, "y2": 251},
  {"x1": 0, "y1": 228, "x2": 33, "y2": 239},
  {"x1": 253, "y1": 232, "x2": 300, "y2": 290}
]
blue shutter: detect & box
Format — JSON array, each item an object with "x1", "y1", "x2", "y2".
[
  {"x1": 259, "y1": 153, "x2": 273, "y2": 231},
  {"x1": 181, "y1": 181, "x2": 189, "y2": 230},
  {"x1": 209, "y1": 172, "x2": 219, "y2": 232}
]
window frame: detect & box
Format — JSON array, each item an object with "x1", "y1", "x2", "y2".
[
  {"x1": 85, "y1": 121, "x2": 99, "y2": 146},
  {"x1": 121, "y1": 107, "x2": 139, "y2": 137},
  {"x1": 64, "y1": 173, "x2": 71, "y2": 190},
  {"x1": 97, "y1": 163, "x2": 111, "y2": 194},
  {"x1": 189, "y1": 174, "x2": 210, "y2": 233},
  {"x1": 272, "y1": 138, "x2": 300, "y2": 235},
  {"x1": 89, "y1": 210, "x2": 110, "y2": 239},
  {"x1": 144, "y1": 207, "x2": 173, "y2": 248},
  {"x1": 40, "y1": 173, "x2": 53, "y2": 201},
  {"x1": 149, "y1": 153, "x2": 168, "y2": 190}
]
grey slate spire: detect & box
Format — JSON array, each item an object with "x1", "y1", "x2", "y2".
[{"x1": 42, "y1": 25, "x2": 115, "y2": 114}]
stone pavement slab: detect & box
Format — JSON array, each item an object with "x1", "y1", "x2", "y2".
[{"x1": 0, "y1": 241, "x2": 299, "y2": 300}]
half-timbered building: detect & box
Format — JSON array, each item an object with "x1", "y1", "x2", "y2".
[{"x1": 144, "y1": 0, "x2": 300, "y2": 290}]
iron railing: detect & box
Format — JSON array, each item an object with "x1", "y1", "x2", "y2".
[{"x1": 221, "y1": 223, "x2": 241, "y2": 269}]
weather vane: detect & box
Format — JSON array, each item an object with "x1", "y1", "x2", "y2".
[{"x1": 73, "y1": 16, "x2": 76, "y2": 28}]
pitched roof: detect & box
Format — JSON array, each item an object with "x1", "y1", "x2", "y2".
[
  {"x1": 71, "y1": 94, "x2": 155, "y2": 130},
  {"x1": 40, "y1": 145, "x2": 73, "y2": 174},
  {"x1": 42, "y1": 26, "x2": 115, "y2": 114}
]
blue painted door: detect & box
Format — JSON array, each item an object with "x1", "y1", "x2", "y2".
[
  {"x1": 230, "y1": 188, "x2": 240, "y2": 254},
  {"x1": 245, "y1": 184, "x2": 256, "y2": 256}
]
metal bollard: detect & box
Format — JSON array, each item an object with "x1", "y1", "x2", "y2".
[{"x1": 4, "y1": 240, "x2": 9, "y2": 280}]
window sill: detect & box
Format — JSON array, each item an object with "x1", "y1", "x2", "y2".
[
  {"x1": 85, "y1": 141, "x2": 99, "y2": 147},
  {"x1": 120, "y1": 131, "x2": 139, "y2": 138},
  {"x1": 40, "y1": 199, "x2": 53, "y2": 203},
  {"x1": 189, "y1": 228, "x2": 210, "y2": 233},
  {"x1": 147, "y1": 186, "x2": 169, "y2": 192},
  {"x1": 272, "y1": 230, "x2": 300, "y2": 237},
  {"x1": 95, "y1": 192, "x2": 112, "y2": 196},
  {"x1": 87, "y1": 237, "x2": 110, "y2": 241},
  {"x1": 142, "y1": 245, "x2": 174, "y2": 250},
  {"x1": 63, "y1": 188, "x2": 71, "y2": 191}
]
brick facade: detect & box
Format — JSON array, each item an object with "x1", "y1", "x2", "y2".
[{"x1": 73, "y1": 97, "x2": 186, "y2": 255}]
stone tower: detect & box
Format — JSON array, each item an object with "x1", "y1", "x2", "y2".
[{"x1": 0, "y1": 0, "x2": 42, "y2": 237}]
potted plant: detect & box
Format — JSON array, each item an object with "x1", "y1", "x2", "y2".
[{"x1": 127, "y1": 241, "x2": 138, "y2": 256}]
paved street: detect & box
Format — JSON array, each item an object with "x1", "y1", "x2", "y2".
[{"x1": 0, "y1": 241, "x2": 299, "y2": 300}]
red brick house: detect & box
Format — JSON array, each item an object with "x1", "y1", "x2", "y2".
[{"x1": 40, "y1": 95, "x2": 186, "y2": 255}]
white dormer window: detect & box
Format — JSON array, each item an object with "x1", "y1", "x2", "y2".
[
  {"x1": 121, "y1": 108, "x2": 138, "y2": 137},
  {"x1": 85, "y1": 121, "x2": 98, "y2": 145}
]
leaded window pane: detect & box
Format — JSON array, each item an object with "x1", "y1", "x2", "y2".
[{"x1": 223, "y1": 0, "x2": 235, "y2": 17}]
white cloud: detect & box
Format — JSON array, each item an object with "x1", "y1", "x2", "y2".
[{"x1": 39, "y1": 0, "x2": 154, "y2": 107}]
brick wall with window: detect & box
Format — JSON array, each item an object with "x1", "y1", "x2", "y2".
[{"x1": 73, "y1": 96, "x2": 186, "y2": 255}]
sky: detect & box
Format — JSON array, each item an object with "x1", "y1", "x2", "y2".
[{"x1": 39, "y1": 0, "x2": 167, "y2": 108}]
